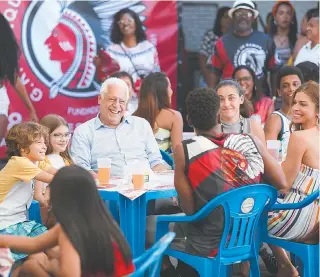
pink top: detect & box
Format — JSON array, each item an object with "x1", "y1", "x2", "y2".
[{"x1": 253, "y1": 97, "x2": 274, "y2": 124}]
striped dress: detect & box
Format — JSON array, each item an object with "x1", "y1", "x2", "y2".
[
  {"x1": 272, "y1": 111, "x2": 291, "y2": 162},
  {"x1": 268, "y1": 164, "x2": 319, "y2": 240}
]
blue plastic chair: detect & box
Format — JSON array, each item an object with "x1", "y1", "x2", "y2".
[
  {"x1": 28, "y1": 200, "x2": 42, "y2": 223},
  {"x1": 160, "y1": 149, "x2": 174, "y2": 169},
  {"x1": 130, "y1": 232, "x2": 176, "y2": 277},
  {"x1": 156, "y1": 184, "x2": 278, "y2": 277},
  {"x1": 262, "y1": 190, "x2": 319, "y2": 277}
]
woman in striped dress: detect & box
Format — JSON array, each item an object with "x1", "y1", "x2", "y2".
[{"x1": 268, "y1": 81, "x2": 319, "y2": 277}]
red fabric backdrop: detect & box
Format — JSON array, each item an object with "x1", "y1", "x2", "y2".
[{"x1": 0, "y1": 1, "x2": 178, "y2": 158}]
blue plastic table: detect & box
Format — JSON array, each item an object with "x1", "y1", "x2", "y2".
[{"x1": 99, "y1": 188, "x2": 177, "y2": 258}]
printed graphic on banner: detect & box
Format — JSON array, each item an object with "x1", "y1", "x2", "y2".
[
  {"x1": 0, "y1": 1, "x2": 178, "y2": 158},
  {"x1": 22, "y1": 1, "x2": 144, "y2": 99}
]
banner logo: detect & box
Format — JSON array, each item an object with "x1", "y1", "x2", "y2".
[{"x1": 21, "y1": 0, "x2": 144, "y2": 99}]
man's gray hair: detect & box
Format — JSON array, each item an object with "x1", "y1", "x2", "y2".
[{"x1": 100, "y1": 77, "x2": 130, "y2": 101}]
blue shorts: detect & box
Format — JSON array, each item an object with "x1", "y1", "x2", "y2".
[{"x1": 0, "y1": 221, "x2": 47, "y2": 261}]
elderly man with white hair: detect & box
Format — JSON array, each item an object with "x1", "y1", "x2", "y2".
[{"x1": 71, "y1": 77, "x2": 166, "y2": 177}]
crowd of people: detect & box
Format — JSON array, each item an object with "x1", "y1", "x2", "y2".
[{"x1": 0, "y1": 0, "x2": 319, "y2": 277}]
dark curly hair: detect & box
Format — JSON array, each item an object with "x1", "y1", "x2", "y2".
[
  {"x1": 306, "y1": 8, "x2": 319, "y2": 21},
  {"x1": 276, "y1": 66, "x2": 304, "y2": 89},
  {"x1": 295, "y1": 62, "x2": 319, "y2": 83},
  {"x1": 110, "y1": 8, "x2": 146, "y2": 44},
  {"x1": 0, "y1": 12, "x2": 20, "y2": 85},
  {"x1": 186, "y1": 88, "x2": 220, "y2": 131},
  {"x1": 6, "y1": 122, "x2": 49, "y2": 158}
]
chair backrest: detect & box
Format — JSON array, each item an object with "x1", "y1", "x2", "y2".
[
  {"x1": 191, "y1": 184, "x2": 277, "y2": 264},
  {"x1": 160, "y1": 150, "x2": 174, "y2": 169},
  {"x1": 216, "y1": 185, "x2": 277, "y2": 264},
  {"x1": 130, "y1": 232, "x2": 176, "y2": 277}
]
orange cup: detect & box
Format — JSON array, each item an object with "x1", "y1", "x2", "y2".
[
  {"x1": 132, "y1": 174, "x2": 144, "y2": 190},
  {"x1": 97, "y1": 158, "x2": 111, "y2": 185},
  {"x1": 98, "y1": 167, "x2": 110, "y2": 185}
]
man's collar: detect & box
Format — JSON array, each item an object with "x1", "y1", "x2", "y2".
[
  {"x1": 94, "y1": 113, "x2": 132, "y2": 130},
  {"x1": 305, "y1": 41, "x2": 320, "y2": 50}
]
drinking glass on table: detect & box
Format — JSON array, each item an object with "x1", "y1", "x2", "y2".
[
  {"x1": 132, "y1": 165, "x2": 145, "y2": 190},
  {"x1": 97, "y1": 158, "x2": 111, "y2": 185}
]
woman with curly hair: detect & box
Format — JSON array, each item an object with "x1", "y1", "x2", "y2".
[
  {"x1": 233, "y1": 65, "x2": 274, "y2": 125},
  {"x1": 95, "y1": 8, "x2": 160, "y2": 92},
  {"x1": 0, "y1": 12, "x2": 38, "y2": 144}
]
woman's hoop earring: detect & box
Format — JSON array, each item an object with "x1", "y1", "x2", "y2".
[{"x1": 274, "y1": 19, "x2": 277, "y2": 25}]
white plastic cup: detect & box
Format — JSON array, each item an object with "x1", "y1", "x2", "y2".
[
  {"x1": 267, "y1": 140, "x2": 281, "y2": 161},
  {"x1": 97, "y1": 158, "x2": 111, "y2": 168}
]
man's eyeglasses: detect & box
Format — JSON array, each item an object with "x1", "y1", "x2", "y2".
[
  {"x1": 234, "y1": 10, "x2": 253, "y2": 18},
  {"x1": 51, "y1": 133, "x2": 71, "y2": 139},
  {"x1": 117, "y1": 18, "x2": 134, "y2": 26},
  {"x1": 236, "y1": 76, "x2": 253, "y2": 83}
]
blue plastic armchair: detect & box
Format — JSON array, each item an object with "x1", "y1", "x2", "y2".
[
  {"x1": 28, "y1": 200, "x2": 42, "y2": 224},
  {"x1": 156, "y1": 184, "x2": 278, "y2": 277},
  {"x1": 160, "y1": 149, "x2": 174, "y2": 169},
  {"x1": 130, "y1": 232, "x2": 176, "y2": 277},
  {"x1": 262, "y1": 190, "x2": 319, "y2": 277}
]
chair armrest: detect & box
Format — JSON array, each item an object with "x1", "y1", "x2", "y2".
[
  {"x1": 157, "y1": 214, "x2": 195, "y2": 223},
  {"x1": 155, "y1": 213, "x2": 199, "y2": 242},
  {"x1": 272, "y1": 191, "x2": 319, "y2": 210}
]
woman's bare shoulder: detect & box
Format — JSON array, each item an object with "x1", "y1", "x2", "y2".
[{"x1": 159, "y1": 109, "x2": 182, "y2": 120}]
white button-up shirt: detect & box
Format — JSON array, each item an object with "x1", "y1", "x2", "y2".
[{"x1": 71, "y1": 115, "x2": 164, "y2": 176}]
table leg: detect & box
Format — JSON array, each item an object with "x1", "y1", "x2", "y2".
[{"x1": 119, "y1": 194, "x2": 147, "y2": 258}]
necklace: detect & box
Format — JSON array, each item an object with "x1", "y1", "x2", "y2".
[
  {"x1": 221, "y1": 116, "x2": 244, "y2": 134},
  {"x1": 276, "y1": 35, "x2": 289, "y2": 47}
]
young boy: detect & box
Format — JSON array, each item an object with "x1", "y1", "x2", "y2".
[
  {"x1": 0, "y1": 122, "x2": 56, "y2": 262},
  {"x1": 264, "y1": 66, "x2": 304, "y2": 161}
]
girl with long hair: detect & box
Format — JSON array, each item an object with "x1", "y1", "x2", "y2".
[
  {"x1": 134, "y1": 72, "x2": 183, "y2": 153},
  {"x1": 268, "y1": 81, "x2": 319, "y2": 277},
  {"x1": 216, "y1": 79, "x2": 265, "y2": 143},
  {"x1": 0, "y1": 165, "x2": 134, "y2": 277},
  {"x1": 34, "y1": 114, "x2": 73, "y2": 226},
  {"x1": 199, "y1": 6, "x2": 231, "y2": 87},
  {"x1": 269, "y1": 1, "x2": 297, "y2": 66},
  {"x1": 232, "y1": 65, "x2": 274, "y2": 125}
]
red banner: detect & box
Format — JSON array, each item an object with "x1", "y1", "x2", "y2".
[{"x1": 0, "y1": 1, "x2": 178, "y2": 158}]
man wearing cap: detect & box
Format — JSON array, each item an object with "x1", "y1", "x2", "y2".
[{"x1": 209, "y1": 0, "x2": 278, "y2": 96}]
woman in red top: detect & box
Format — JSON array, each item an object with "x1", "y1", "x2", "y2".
[
  {"x1": 0, "y1": 165, "x2": 134, "y2": 277},
  {"x1": 233, "y1": 65, "x2": 274, "y2": 125}
]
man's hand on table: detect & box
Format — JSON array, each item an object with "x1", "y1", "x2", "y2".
[{"x1": 152, "y1": 163, "x2": 169, "y2": 172}]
